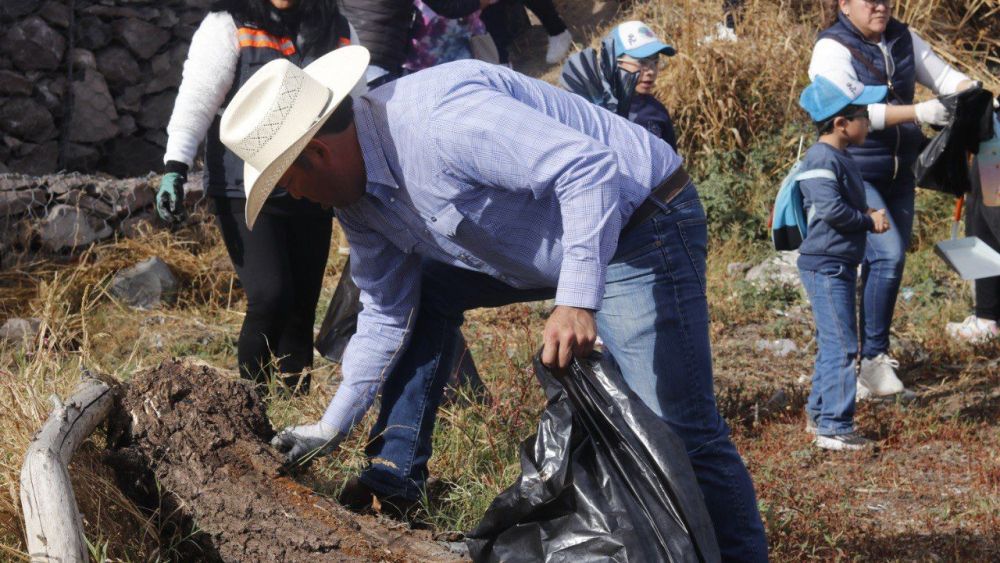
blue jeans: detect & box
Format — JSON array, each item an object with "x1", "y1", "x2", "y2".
[
  {"x1": 799, "y1": 264, "x2": 859, "y2": 436},
  {"x1": 861, "y1": 181, "x2": 915, "y2": 358},
  {"x1": 359, "y1": 184, "x2": 768, "y2": 561}
]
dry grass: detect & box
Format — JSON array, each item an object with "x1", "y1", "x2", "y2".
[{"x1": 1, "y1": 0, "x2": 998, "y2": 560}]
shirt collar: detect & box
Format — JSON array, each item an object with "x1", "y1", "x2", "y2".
[{"x1": 354, "y1": 97, "x2": 399, "y2": 192}]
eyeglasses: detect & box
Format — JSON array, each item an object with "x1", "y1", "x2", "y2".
[
  {"x1": 845, "y1": 107, "x2": 870, "y2": 121},
  {"x1": 617, "y1": 56, "x2": 663, "y2": 72},
  {"x1": 860, "y1": 0, "x2": 892, "y2": 8}
]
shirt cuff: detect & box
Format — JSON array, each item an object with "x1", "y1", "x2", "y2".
[
  {"x1": 867, "y1": 103, "x2": 887, "y2": 131},
  {"x1": 554, "y1": 257, "x2": 605, "y2": 311},
  {"x1": 321, "y1": 384, "x2": 367, "y2": 435},
  {"x1": 163, "y1": 129, "x2": 201, "y2": 167}
]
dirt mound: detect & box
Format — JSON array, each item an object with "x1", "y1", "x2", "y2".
[{"x1": 107, "y1": 360, "x2": 461, "y2": 562}]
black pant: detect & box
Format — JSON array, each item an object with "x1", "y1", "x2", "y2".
[
  {"x1": 966, "y1": 185, "x2": 1000, "y2": 320},
  {"x1": 481, "y1": 0, "x2": 567, "y2": 64},
  {"x1": 214, "y1": 197, "x2": 332, "y2": 385}
]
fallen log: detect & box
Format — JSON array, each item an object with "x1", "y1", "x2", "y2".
[
  {"x1": 20, "y1": 377, "x2": 117, "y2": 563},
  {"x1": 106, "y1": 360, "x2": 463, "y2": 562}
]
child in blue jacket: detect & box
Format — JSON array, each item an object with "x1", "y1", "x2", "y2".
[{"x1": 798, "y1": 74, "x2": 891, "y2": 451}]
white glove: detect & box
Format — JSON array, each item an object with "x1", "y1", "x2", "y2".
[
  {"x1": 271, "y1": 421, "x2": 343, "y2": 465},
  {"x1": 914, "y1": 99, "x2": 951, "y2": 127}
]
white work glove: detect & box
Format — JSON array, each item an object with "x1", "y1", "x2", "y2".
[
  {"x1": 914, "y1": 98, "x2": 951, "y2": 127},
  {"x1": 271, "y1": 421, "x2": 343, "y2": 465}
]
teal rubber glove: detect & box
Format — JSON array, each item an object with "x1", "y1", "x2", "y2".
[{"x1": 156, "y1": 164, "x2": 187, "y2": 222}]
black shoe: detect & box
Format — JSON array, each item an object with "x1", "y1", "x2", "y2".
[{"x1": 337, "y1": 477, "x2": 418, "y2": 520}]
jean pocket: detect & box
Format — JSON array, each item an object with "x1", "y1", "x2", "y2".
[
  {"x1": 818, "y1": 264, "x2": 851, "y2": 280},
  {"x1": 677, "y1": 217, "x2": 708, "y2": 295}
]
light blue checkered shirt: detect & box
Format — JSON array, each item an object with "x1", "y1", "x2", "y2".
[{"x1": 322, "y1": 60, "x2": 682, "y2": 433}]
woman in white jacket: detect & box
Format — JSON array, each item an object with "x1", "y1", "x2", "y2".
[
  {"x1": 156, "y1": 0, "x2": 357, "y2": 394},
  {"x1": 809, "y1": 0, "x2": 978, "y2": 400}
]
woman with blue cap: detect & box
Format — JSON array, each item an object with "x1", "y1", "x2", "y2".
[{"x1": 561, "y1": 20, "x2": 679, "y2": 150}]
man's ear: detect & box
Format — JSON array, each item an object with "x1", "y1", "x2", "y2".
[
  {"x1": 305, "y1": 136, "x2": 334, "y2": 165},
  {"x1": 831, "y1": 115, "x2": 848, "y2": 132}
]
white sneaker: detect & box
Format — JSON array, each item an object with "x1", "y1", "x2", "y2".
[
  {"x1": 814, "y1": 431, "x2": 873, "y2": 451},
  {"x1": 946, "y1": 315, "x2": 999, "y2": 344},
  {"x1": 545, "y1": 30, "x2": 572, "y2": 64},
  {"x1": 858, "y1": 353, "x2": 904, "y2": 398},
  {"x1": 700, "y1": 22, "x2": 738, "y2": 44}
]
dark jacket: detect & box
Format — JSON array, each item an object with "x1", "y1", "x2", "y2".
[
  {"x1": 341, "y1": 0, "x2": 480, "y2": 75},
  {"x1": 818, "y1": 13, "x2": 921, "y2": 194},
  {"x1": 797, "y1": 142, "x2": 874, "y2": 271},
  {"x1": 629, "y1": 94, "x2": 677, "y2": 150}
]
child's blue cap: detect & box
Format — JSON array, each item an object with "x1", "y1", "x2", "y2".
[
  {"x1": 799, "y1": 74, "x2": 887, "y2": 122},
  {"x1": 612, "y1": 20, "x2": 676, "y2": 58}
]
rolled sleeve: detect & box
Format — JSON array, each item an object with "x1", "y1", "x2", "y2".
[
  {"x1": 431, "y1": 86, "x2": 622, "y2": 310},
  {"x1": 321, "y1": 211, "x2": 421, "y2": 434}
]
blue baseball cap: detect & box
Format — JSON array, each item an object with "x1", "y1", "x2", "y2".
[
  {"x1": 799, "y1": 74, "x2": 887, "y2": 122},
  {"x1": 612, "y1": 21, "x2": 676, "y2": 59}
]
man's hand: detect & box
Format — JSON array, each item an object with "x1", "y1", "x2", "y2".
[
  {"x1": 270, "y1": 421, "x2": 343, "y2": 466},
  {"x1": 542, "y1": 305, "x2": 597, "y2": 369},
  {"x1": 867, "y1": 208, "x2": 891, "y2": 234}
]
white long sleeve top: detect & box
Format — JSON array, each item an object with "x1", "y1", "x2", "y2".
[
  {"x1": 163, "y1": 12, "x2": 361, "y2": 166},
  {"x1": 808, "y1": 29, "x2": 970, "y2": 130}
]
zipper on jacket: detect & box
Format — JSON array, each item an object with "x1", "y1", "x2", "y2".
[{"x1": 879, "y1": 42, "x2": 901, "y2": 181}]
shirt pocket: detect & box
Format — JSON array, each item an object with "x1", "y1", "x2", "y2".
[{"x1": 426, "y1": 202, "x2": 464, "y2": 238}]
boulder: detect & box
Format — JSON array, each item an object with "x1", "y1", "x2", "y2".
[
  {"x1": 0, "y1": 0, "x2": 43, "y2": 20},
  {"x1": 144, "y1": 44, "x2": 187, "y2": 94},
  {"x1": 0, "y1": 70, "x2": 33, "y2": 96},
  {"x1": 39, "y1": 204, "x2": 113, "y2": 251},
  {"x1": 110, "y1": 256, "x2": 178, "y2": 309},
  {"x1": 0, "y1": 318, "x2": 42, "y2": 344},
  {"x1": 143, "y1": 129, "x2": 167, "y2": 148},
  {"x1": 745, "y1": 251, "x2": 802, "y2": 288},
  {"x1": 69, "y1": 48, "x2": 98, "y2": 71},
  {"x1": 116, "y1": 114, "x2": 138, "y2": 136},
  {"x1": 76, "y1": 16, "x2": 112, "y2": 51},
  {"x1": 9, "y1": 141, "x2": 58, "y2": 175},
  {"x1": 0, "y1": 187, "x2": 48, "y2": 216},
  {"x1": 83, "y1": 4, "x2": 160, "y2": 20},
  {"x1": 109, "y1": 179, "x2": 156, "y2": 217},
  {"x1": 136, "y1": 91, "x2": 175, "y2": 130},
  {"x1": 113, "y1": 18, "x2": 170, "y2": 60},
  {"x1": 38, "y1": 1, "x2": 70, "y2": 28},
  {"x1": 97, "y1": 46, "x2": 141, "y2": 87},
  {"x1": 63, "y1": 143, "x2": 101, "y2": 172},
  {"x1": 120, "y1": 210, "x2": 156, "y2": 238},
  {"x1": 103, "y1": 137, "x2": 163, "y2": 177},
  {"x1": 4, "y1": 16, "x2": 65, "y2": 71},
  {"x1": 58, "y1": 191, "x2": 116, "y2": 219},
  {"x1": 67, "y1": 69, "x2": 119, "y2": 143},
  {"x1": 35, "y1": 76, "x2": 65, "y2": 114},
  {"x1": 115, "y1": 85, "x2": 143, "y2": 113},
  {"x1": 754, "y1": 339, "x2": 799, "y2": 358},
  {"x1": 0, "y1": 97, "x2": 56, "y2": 142}
]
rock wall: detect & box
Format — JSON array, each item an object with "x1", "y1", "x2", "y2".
[
  {"x1": 0, "y1": 0, "x2": 213, "y2": 177},
  {"x1": 0, "y1": 171, "x2": 205, "y2": 263}
]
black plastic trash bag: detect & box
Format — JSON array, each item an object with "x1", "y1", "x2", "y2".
[
  {"x1": 466, "y1": 353, "x2": 720, "y2": 563},
  {"x1": 315, "y1": 257, "x2": 362, "y2": 364},
  {"x1": 913, "y1": 86, "x2": 995, "y2": 196}
]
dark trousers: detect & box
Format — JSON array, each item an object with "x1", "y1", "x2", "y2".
[
  {"x1": 481, "y1": 0, "x2": 567, "y2": 63},
  {"x1": 967, "y1": 185, "x2": 1000, "y2": 320},
  {"x1": 214, "y1": 197, "x2": 332, "y2": 386}
]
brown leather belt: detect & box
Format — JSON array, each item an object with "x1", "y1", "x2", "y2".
[{"x1": 622, "y1": 166, "x2": 691, "y2": 234}]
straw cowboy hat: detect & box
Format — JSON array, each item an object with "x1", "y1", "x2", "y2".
[{"x1": 220, "y1": 45, "x2": 369, "y2": 228}]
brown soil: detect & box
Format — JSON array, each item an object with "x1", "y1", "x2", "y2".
[{"x1": 106, "y1": 360, "x2": 462, "y2": 562}]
